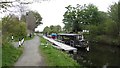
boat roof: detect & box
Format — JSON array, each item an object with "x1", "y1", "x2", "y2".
[
  {"x1": 58, "y1": 33, "x2": 81, "y2": 36},
  {"x1": 51, "y1": 33, "x2": 57, "y2": 36}
]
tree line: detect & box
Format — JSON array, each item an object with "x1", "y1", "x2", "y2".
[
  {"x1": 2, "y1": 11, "x2": 42, "y2": 44},
  {"x1": 43, "y1": 25, "x2": 62, "y2": 34},
  {"x1": 62, "y1": 1, "x2": 120, "y2": 46}
]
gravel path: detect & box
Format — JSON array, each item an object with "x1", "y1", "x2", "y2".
[{"x1": 14, "y1": 36, "x2": 45, "y2": 66}]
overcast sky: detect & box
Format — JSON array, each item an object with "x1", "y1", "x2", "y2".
[
  {"x1": 30, "y1": 0, "x2": 119, "y2": 32},
  {"x1": 0, "y1": 0, "x2": 119, "y2": 32}
]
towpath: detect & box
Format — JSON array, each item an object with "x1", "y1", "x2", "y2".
[{"x1": 14, "y1": 36, "x2": 45, "y2": 66}]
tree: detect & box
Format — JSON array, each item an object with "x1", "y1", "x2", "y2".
[
  {"x1": 81, "y1": 4, "x2": 100, "y2": 25},
  {"x1": 108, "y1": 1, "x2": 120, "y2": 37},
  {"x1": 63, "y1": 5, "x2": 77, "y2": 33},
  {"x1": 20, "y1": 14, "x2": 26, "y2": 22},
  {"x1": 56, "y1": 25, "x2": 62, "y2": 33},
  {"x1": 43, "y1": 26, "x2": 50, "y2": 34},
  {"x1": 0, "y1": 1, "x2": 12, "y2": 10},
  {"x1": 26, "y1": 11, "x2": 42, "y2": 33},
  {"x1": 63, "y1": 4, "x2": 104, "y2": 33},
  {"x1": 43, "y1": 25, "x2": 62, "y2": 34},
  {"x1": 0, "y1": 0, "x2": 32, "y2": 16},
  {"x1": 32, "y1": 11, "x2": 42, "y2": 25},
  {"x1": 2, "y1": 16, "x2": 13, "y2": 35},
  {"x1": 104, "y1": 18, "x2": 118, "y2": 37},
  {"x1": 2, "y1": 15, "x2": 27, "y2": 40}
]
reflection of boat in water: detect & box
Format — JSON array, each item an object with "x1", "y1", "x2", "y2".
[{"x1": 57, "y1": 33, "x2": 89, "y2": 49}]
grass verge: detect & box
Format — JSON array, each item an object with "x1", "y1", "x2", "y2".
[
  {"x1": 2, "y1": 42, "x2": 23, "y2": 68},
  {"x1": 0, "y1": 47, "x2": 2, "y2": 68},
  {"x1": 0, "y1": 36, "x2": 2, "y2": 68},
  {"x1": 39, "y1": 36, "x2": 80, "y2": 67}
]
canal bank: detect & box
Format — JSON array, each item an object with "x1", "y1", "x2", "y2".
[
  {"x1": 39, "y1": 35, "x2": 120, "y2": 67},
  {"x1": 39, "y1": 36, "x2": 80, "y2": 67}
]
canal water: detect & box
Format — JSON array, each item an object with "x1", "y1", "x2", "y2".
[{"x1": 72, "y1": 44, "x2": 120, "y2": 67}]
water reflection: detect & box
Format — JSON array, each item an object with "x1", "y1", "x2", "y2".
[{"x1": 73, "y1": 44, "x2": 120, "y2": 67}]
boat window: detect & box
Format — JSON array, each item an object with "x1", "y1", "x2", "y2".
[{"x1": 76, "y1": 35, "x2": 81, "y2": 40}]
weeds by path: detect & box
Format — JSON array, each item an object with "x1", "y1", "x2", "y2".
[{"x1": 2, "y1": 42, "x2": 23, "y2": 68}]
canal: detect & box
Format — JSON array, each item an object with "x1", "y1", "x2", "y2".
[{"x1": 72, "y1": 44, "x2": 120, "y2": 67}]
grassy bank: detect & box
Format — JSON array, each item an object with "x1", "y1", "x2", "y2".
[
  {"x1": 2, "y1": 42, "x2": 23, "y2": 68},
  {"x1": 39, "y1": 36, "x2": 80, "y2": 67},
  {"x1": 0, "y1": 47, "x2": 2, "y2": 68},
  {"x1": 0, "y1": 36, "x2": 2, "y2": 68}
]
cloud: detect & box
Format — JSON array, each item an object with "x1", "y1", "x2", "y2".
[{"x1": 1, "y1": 0, "x2": 118, "y2": 32}]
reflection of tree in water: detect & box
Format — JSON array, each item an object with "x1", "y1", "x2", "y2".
[
  {"x1": 72, "y1": 48, "x2": 89, "y2": 66},
  {"x1": 72, "y1": 44, "x2": 120, "y2": 67}
]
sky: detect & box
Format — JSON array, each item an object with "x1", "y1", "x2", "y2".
[
  {"x1": 29, "y1": 0, "x2": 119, "y2": 32},
  {"x1": 0, "y1": 0, "x2": 119, "y2": 32}
]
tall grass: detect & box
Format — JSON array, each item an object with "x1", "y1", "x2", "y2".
[
  {"x1": 0, "y1": 36, "x2": 2, "y2": 68},
  {"x1": 2, "y1": 42, "x2": 23, "y2": 67},
  {"x1": 0, "y1": 47, "x2": 2, "y2": 68}
]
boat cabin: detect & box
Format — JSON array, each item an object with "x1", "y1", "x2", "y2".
[{"x1": 57, "y1": 33, "x2": 88, "y2": 47}]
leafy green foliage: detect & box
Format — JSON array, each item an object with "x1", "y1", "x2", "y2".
[
  {"x1": 2, "y1": 15, "x2": 27, "y2": 40},
  {"x1": 104, "y1": 19, "x2": 118, "y2": 37},
  {"x1": 63, "y1": 4, "x2": 103, "y2": 33},
  {"x1": 43, "y1": 26, "x2": 50, "y2": 34},
  {"x1": 20, "y1": 15, "x2": 26, "y2": 22},
  {"x1": 1, "y1": 15, "x2": 24, "y2": 67},
  {"x1": 63, "y1": 1, "x2": 120, "y2": 46},
  {"x1": 108, "y1": 1, "x2": 120, "y2": 37},
  {"x1": 43, "y1": 25, "x2": 62, "y2": 34}
]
